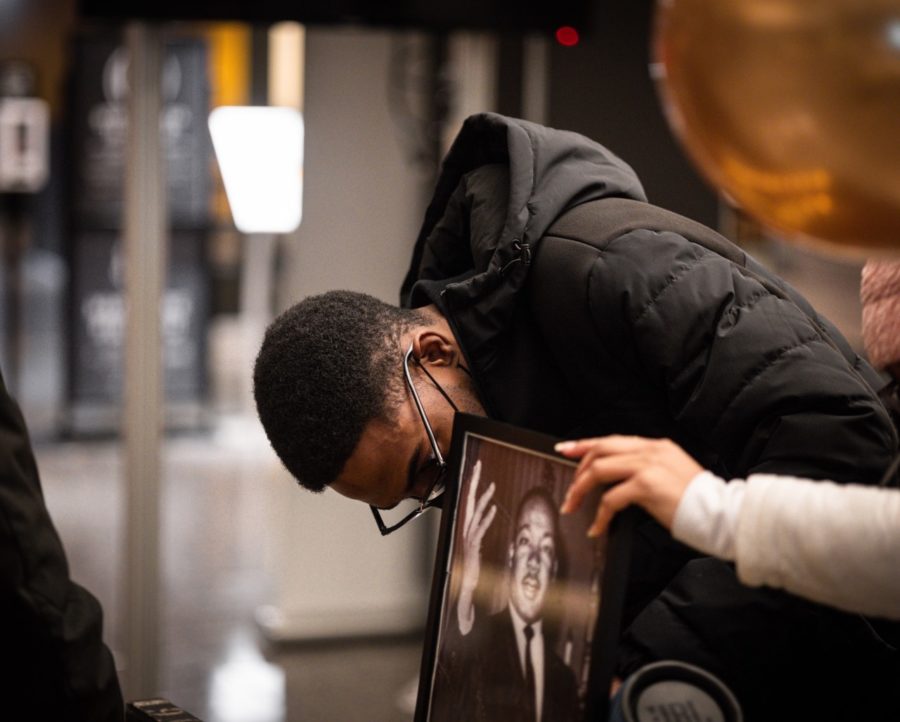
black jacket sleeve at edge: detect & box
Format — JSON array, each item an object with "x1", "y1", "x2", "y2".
[
  {"x1": 588, "y1": 231, "x2": 899, "y2": 721},
  {"x1": 0, "y1": 372, "x2": 123, "y2": 721}
]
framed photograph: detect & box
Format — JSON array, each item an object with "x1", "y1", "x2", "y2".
[{"x1": 415, "y1": 414, "x2": 635, "y2": 722}]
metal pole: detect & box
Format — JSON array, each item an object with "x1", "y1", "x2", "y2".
[
  {"x1": 123, "y1": 21, "x2": 166, "y2": 700},
  {"x1": 239, "y1": 232, "x2": 276, "y2": 412}
]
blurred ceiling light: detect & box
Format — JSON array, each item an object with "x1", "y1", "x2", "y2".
[{"x1": 209, "y1": 105, "x2": 303, "y2": 234}]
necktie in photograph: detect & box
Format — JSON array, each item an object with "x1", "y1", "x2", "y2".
[{"x1": 524, "y1": 625, "x2": 537, "y2": 722}]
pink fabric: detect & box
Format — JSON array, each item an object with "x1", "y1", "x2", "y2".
[{"x1": 860, "y1": 260, "x2": 900, "y2": 371}]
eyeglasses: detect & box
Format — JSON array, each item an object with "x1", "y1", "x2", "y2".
[{"x1": 370, "y1": 344, "x2": 459, "y2": 536}]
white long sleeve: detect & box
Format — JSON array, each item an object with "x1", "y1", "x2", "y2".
[{"x1": 672, "y1": 472, "x2": 900, "y2": 620}]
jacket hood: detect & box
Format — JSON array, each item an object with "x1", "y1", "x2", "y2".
[
  {"x1": 400, "y1": 113, "x2": 647, "y2": 305},
  {"x1": 400, "y1": 113, "x2": 646, "y2": 376}
]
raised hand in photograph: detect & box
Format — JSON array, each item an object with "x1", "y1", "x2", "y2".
[{"x1": 456, "y1": 459, "x2": 497, "y2": 636}]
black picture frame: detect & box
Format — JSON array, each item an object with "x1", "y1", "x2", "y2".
[{"x1": 415, "y1": 414, "x2": 635, "y2": 722}]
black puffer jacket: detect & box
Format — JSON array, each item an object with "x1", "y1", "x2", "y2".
[{"x1": 403, "y1": 113, "x2": 899, "y2": 721}]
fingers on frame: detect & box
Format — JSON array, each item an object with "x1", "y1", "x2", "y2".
[
  {"x1": 561, "y1": 434, "x2": 654, "y2": 461},
  {"x1": 566, "y1": 453, "x2": 645, "y2": 513},
  {"x1": 572, "y1": 436, "x2": 669, "y2": 476},
  {"x1": 589, "y1": 481, "x2": 637, "y2": 537}
]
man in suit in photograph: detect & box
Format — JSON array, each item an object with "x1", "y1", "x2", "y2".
[{"x1": 433, "y1": 463, "x2": 579, "y2": 722}]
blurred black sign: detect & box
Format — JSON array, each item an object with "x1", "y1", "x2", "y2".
[
  {"x1": 66, "y1": 30, "x2": 211, "y2": 433},
  {"x1": 78, "y1": 0, "x2": 590, "y2": 31},
  {"x1": 69, "y1": 35, "x2": 211, "y2": 229},
  {"x1": 68, "y1": 230, "x2": 208, "y2": 422}
]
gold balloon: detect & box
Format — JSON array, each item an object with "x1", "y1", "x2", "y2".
[{"x1": 653, "y1": 0, "x2": 900, "y2": 254}]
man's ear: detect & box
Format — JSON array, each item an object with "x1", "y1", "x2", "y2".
[
  {"x1": 508, "y1": 542, "x2": 515, "y2": 569},
  {"x1": 412, "y1": 330, "x2": 459, "y2": 368}
]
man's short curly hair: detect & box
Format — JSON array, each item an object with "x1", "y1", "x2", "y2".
[{"x1": 253, "y1": 290, "x2": 427, "y2": 492}]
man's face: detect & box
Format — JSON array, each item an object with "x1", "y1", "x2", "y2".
[
  {"x1": 330, "y1": 364, "x2": 477, "y2": 510},
  {"x1": 508, "y1": 495, "x2": 557, "y2": 624}
]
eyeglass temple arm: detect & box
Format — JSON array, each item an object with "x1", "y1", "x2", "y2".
[{"x1": 403, "y1": 345, "x2": 450, "y2": 466}]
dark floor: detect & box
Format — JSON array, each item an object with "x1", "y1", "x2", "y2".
[{"x1": 36, "y1": 420, "x2": 425, "y2": 722}]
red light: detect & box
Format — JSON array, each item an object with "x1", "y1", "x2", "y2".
[{"x1": 555, "y1": 26, "x2": 580, "y2": 47}]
